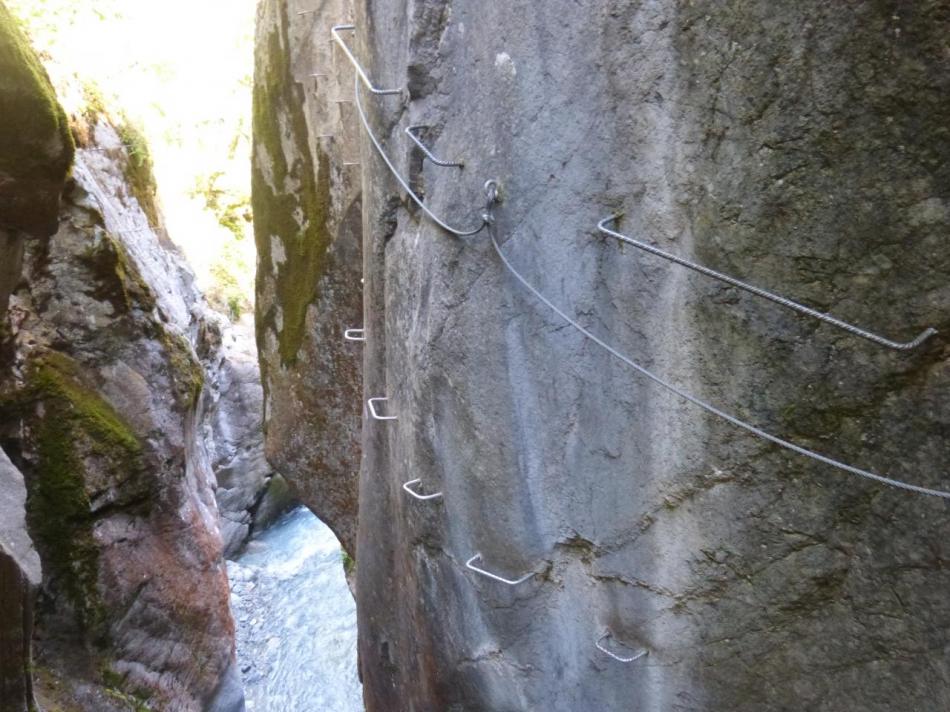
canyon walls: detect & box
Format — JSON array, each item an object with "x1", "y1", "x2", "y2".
[
  {"x1": 1, "y1": 6, "x2": 253, "y2": 708},
  {"x1": 0, "y1": 6, "x2": 71, "y2": 709},
  {"x1": 255, "y1": 1, "x2": 950, "y2": 710},
  {"x1": 253, "y1": 0, "x2": 364, "y2": 556}
]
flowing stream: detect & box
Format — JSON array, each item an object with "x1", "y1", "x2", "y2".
[{"x1": 228, "y1": 506, "x2": 363, "y2": 711}]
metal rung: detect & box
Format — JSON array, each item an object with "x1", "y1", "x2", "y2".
[
  {"x1": 406, "y1": 125, "x2": 464, "y2": 168},
  {"x1": 330, "y1": 25, "x2": 402, "y2": 95},
  {"x1": 343, "y1": 161, "x2": 361, "y2": 166},
  {"x1": 367, "y1": 397, "x2": 397, "y2": 421},
  {"x1": 597, "y1": 215, "x2": 938, "y2": 352},
  {"x1": 464, "y1": 553, "x2": 534, "y2": 585},
  {"x1": 402, "y1": 479, "x2": 443, "y2": 501},
  {"x1": 595, "y1": 632, "x2": 648, "y2": 663},
  {"x1": 354, "y1": 74, "x2": 496, "y2": 237},
  {"x1": 311, "y1": 73, "x2": 328, "y2": 78},
  {"x1": 344, "y1": 328, "x2": 365, "y2": 341}
]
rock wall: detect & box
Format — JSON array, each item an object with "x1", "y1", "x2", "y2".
[
  {"x1": 0, "y1": 7, "x2": 69, "y2": 711},
  {"x1": 253, "y1": 0, "x2": 364, "y2": 556},
  {"x1": 0, "y1": 449, "x2": 41, "y2": 711},
  {"x1": 202, "y1": 314, "x2": 294, "y2": 557},
  {"x1": 257, "y1": 1, "x2": 950, "y2": 710},
  {"x1": 1, "y1": 123, "x2": 240, "y2": 711},
  {"x1": 0, "y1": 14, "x2": 255, "y2": 706}
]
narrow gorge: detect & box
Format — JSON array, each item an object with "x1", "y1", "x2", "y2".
[
  {"x1": 254, "y1": 1, "x2": 949, "y2": 710},
  {"x1": 3, "y1": 0, "x2": 950, "y2": 711}
]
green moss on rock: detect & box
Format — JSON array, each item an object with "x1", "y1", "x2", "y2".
[
  {"x1": 115, "y1": 119, "x2": 159, "y2": 228},
  {"x1": 0, "y1": 2, "x2": 74, "y2": 235},
  {"x1": 13, "y1": 353, "x2": 143, "y2": 641},
  {"x1": 252, "y1": 0, "x2": 333, "y2": 368}
]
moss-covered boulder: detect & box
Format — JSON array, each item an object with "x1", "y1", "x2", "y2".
[{"x1": 0, "y1": 1, "x2": 73, "y2": 236}]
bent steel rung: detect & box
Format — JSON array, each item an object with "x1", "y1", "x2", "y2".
[
  {"x1": 595, "y1": 632, "x2": 648, "y2": 663},
  {"x1": 344, "y1": 328, "x2": 365, "y2": 341},
  {"x1": 597, "y1": 215, "x2": 937, "y2": 351},
  {"x1": 330, "y1": 25, "x2": 402, "y2": 95},
  {"x1": 406, "y1": 125, "x2": 464, "y2": 168},
  {"x1": 464, "y1": 553, "x2": 534, "y2": 585},
  {"x1": 367, "y1": 397, "x2": 397, "y2": 421},
  {"x1": 353, "y1": 74, "x2": 494, "y2": 237},
  {"x1": 402, "y1": 479, "x2": 443, "y2": 501}
]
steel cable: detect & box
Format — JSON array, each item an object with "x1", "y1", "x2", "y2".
[
  {"x1": 598, "y1": 216, "x2": 938, "y2": 351},
  {"x1": 352, "y1": 75, "x2": 488, "y2": 237},
  {"x1": 490, "y1": 223, "x2": 950, "y2": 500}
]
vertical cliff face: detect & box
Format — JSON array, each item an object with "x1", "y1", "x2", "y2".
[
  {"x1": 0, "y1": 15, "x2": 248, "y2": 706},
  {"x1": 0, "y1": 7, "x2": 70, "y2": 710},
  {"x1": 256, "y1": 1, "x2": 950, "y2": 710},
  {"x1": 253, "y1": 0, "x2": 364, "y2": 555},
  {"x1": 1, "y1": 123, "x2": 243, "y2": 711}
]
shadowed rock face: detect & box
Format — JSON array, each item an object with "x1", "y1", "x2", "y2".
[
  {"x1": 0, "y1": 2, "x2": 73, "y2": 238},
  {"x1": 0, "y1": 7, "x2": 67, "y2": 710},
  {"x1": 257, "y1": 0, "x2": 950, "y2": 709},
  {"x1": 0, "y1": 448, "x2": 41, "y2": 711},
  {"x1": 253, "y1": 0, "x2": 363, "y2": 555}
]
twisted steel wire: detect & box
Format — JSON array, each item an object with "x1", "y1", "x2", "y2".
[
  {"x1": 405, "y1": 125, "x2": 465, "y2": 168},
  {"x1": 490, "y1": 223, "x2": 950, "y2": 499},
  {"x1": 597, "y1": 216, "x2": 937, "y2": 351}
]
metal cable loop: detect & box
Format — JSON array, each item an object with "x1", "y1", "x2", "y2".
[
  {"x1": 353, "y1": 74, "x2": 489, "y2": 237},
  {"x1": 405, "y1": 125, "x2": 464, "y2": 168},
  {"x1": 597, "y1": 216, "x2": 938, "y2": 352},
  {"x1": 490, "y1": 223, "x2": 950, "y2": 500}
]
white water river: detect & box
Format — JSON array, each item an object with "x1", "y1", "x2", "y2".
[{"x1": 228, "y1": 506, "x2": 363, "y2": 711}]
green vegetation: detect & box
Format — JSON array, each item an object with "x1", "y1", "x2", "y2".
[
  {"x1": 158, "y1": 327, "x2": 205, "y2": 409},
  {"x1": 12, "y1": 353, "x2": 143, "y2": 641},
  {"x1": 191, "y1": 170, "x2": 252, "y2": 240},
  {"x1": 342, "y1": 549, "x2": 356, "y2": 576},
  {"x1": 115, "y1": 118, "x2": 160, "y2": 226},
  {"x1": 252, "y1": 1, "x2": 333, "y2": 366}
]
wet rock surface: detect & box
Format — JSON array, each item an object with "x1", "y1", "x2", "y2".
[{"x1": 257, "y1": 0, "x2": 950, "y2": 710}]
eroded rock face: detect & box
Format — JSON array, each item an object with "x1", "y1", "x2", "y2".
[
  {"x1": 201, "y1": 314, "x2": 293, "y2": 557},
  {"x1": 253, "y1": 0, "x2": 364, "y2": 555},
  {"x1": 263, "y1": 1, "x2": 948, "y2": 710},
  {"x1": 1, "y1": 114, "x2": 244, "y2": 710},
  {"x1": 0, "y1": 8, "x2": 68, "y2": 710}
]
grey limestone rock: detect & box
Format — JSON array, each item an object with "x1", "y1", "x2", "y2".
[
  {"x1": 256, "y1": 1, "x2": 950, "y2": 709},
  {"x1": 253, "y1": 0, "x2": 364, "y2": 557}
]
